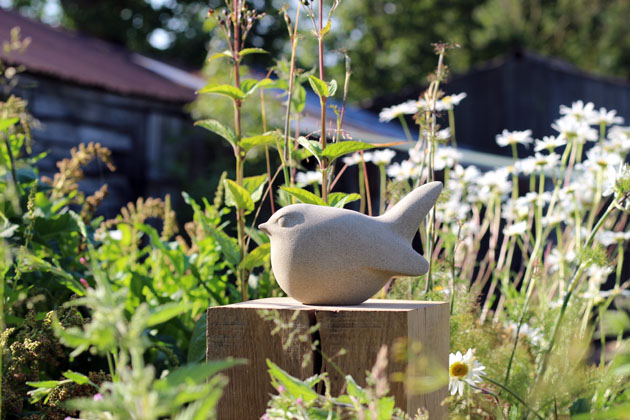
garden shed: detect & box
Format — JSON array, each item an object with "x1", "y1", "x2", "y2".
[
  {"x1": 0, "y1": 8, "x2": 200, "y2": 215},
  {"x1": 371, "y1": 50, "x2": 630, "y2": 157}
]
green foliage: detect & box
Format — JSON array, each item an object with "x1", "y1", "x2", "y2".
[{"x1": 264, "y1": 351, "x2": 411, "y2": 419}]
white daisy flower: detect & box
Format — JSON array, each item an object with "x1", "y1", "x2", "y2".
[
  {"x1": 533, "y1": 152, "x2": 560, "y2": 170},
  {"x1": 387, "y1": 160, "x2": 416, "y2": 181},
  {"x1": 434, "y1": 146, "x2": 461, "y2": 171},
  {"x1": 534, "y1": 135, "x2": 567, "y2": 152},
  {"x1": 559, "y1": 100, "x2": 596, "y2": 122},
  {"x1": 590, "y1": 107, "x2": 624, "y2": 126},
  {"x1": 378, "y1": 100, "x2": 418, "y2": 122},
  {"x1": 515, "y1": 156, "x2": 537, "y2": 176},
  {"x1": 598, "y1": 230, "x2": 630, "y2": 247},
  {"x1": 495, "y1": 129, "x2": 533, "y2": 147},
  {"x1": 585, "y1": 146, "x2": 622, "y2": 168},
  {"x1": 503, "y1": 221, "x2": 528, "y2": 237},
  {"x1": 371, "y1": 149, "x2": 397, "y2": 166},
  {"x1": 448, "y1": 349, "x2": 485, "y2": 396},
  {"x1": 342, "y1": 152, "x2": 371, "y2": 166},
  {"x1": 603, "y1": 163, "x2": 630, "y2": 197},
  {"x1": 552, "y1": 115, "x2": 598, "y2": 143},
  {"x1": 295, "y1": 171, "x2": 322, "y2": 185},
  {"x1": 547, "y1": 248, "x2": 576, "y2": 274},
  {"x1": 437, "y1": 92, "x2": 467, "y2": 111}
]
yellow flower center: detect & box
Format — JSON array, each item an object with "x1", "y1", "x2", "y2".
[{"x1": 450, "y1": 361, "x2": 469, "y2": 378}]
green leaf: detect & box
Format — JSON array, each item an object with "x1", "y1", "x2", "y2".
[
  {"x1": 240, "y1": 79, "x2": 259, "y2": 96},
  {"x1": 187, "y1": 312, "x2": 207, "y2": 363},
  {"x1": 321, "y1": 141, "x2": 376, "y2": 162},
  {"x1": 297, "y1": 136, "x2": 322, "y2": 163},
  {"x1": 240, "y1": 78, "x2": 273, "y2": 98},
  {"x1": 280, "y1": 187, "x2": 327, "y2": 206},
  {"x1": 223, "y1": 179, "x2": 255, "y2": 214},
  {"x1": 146, "y1": 302, "x2": 194, "y2": 327},
  {"x1": 267, "y1": 360, "x2": 319, "y2": 403},
  {"x1": 62, "y1": 370, "x2": 91, "y2": 385},
  {"x1": 0, "y1": 220, "x2": 18, "y2": 238},
  {"x1": 327, "y1": 192, "x2": 361, "y2": 208},
  {"x1": 292, "y1": 84, "x2": 307, "y2": 113},
  {"x1": 200, "y1": 223, "x2": 241, "y2": 267},
  {"x1": 198, "y1": 84, "x2": 244, "y2": 100},
  {"x1": 68, "y1": 210, "x2": 87, "y2": 238},
  {"x1": 241, "y1": 243, "x2": 270, "y2": 271},
  {"x1": 308, "y1": 75, "x2": 328, "y2": 98},
  {"x1": 327, "y1": 79, "x2": 337, "y2": 97},
  {"x1": 26, "y1": 380, "x2": 60, "y2": 388},
  {"x1": 156, "y1": 359, "x2": 246, "y2": 390},
  {"x1": 245, "y1": 226, "x2": 269, "y2": 246},
  {"x1": 241, "y1": 134, "x2": 277, "y2": 152},
  {"x1": 375, "y1": 397, "x2": 396, "y2": 420},
  {"x1": 239, "y1": 48, "x2": 268, "y2": 58},
  {"x1": 195, "y1": 119, "x2": 237, "y2": 149},
  {"x1": 16, "y1": 167, "x2": 37, "y2": 183},
  {"x1": 0, "y1": 117, "x2": 19, "y2": 132},
  {"x1": 321, "y1": 19, "x2": 332, "y2": 36},
  {"x1": 344, "y1": 375, "x2": 367, "y2": 402},
  {"x1": 242, "y1": 175, "x2": 267, "y2": 203},
  {"x1": 207, "y1": 50, "x2": 232, "y2": 62}
]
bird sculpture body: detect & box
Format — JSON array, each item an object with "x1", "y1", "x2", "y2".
[{"x1": 258, "y1": 181, "x2": 443, "y2": 305}]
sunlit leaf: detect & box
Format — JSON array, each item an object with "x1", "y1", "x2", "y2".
[
  {"x1": 242, "y1": 174, "x2": 267, "y2": 202},
  {"x1": 224, "y1": 179, "x2": 255, "y2": 214},
  {"x1": 292, "y1": 84, "x2": 307, "y2": 113},
  {"x1": 198, "y1": 84, "x2": 244, "y2": 100},
  {"x1": 200, "y1": 223, "x2": 240, "y2": 267},
  {"x1": 0, "y1": 117, "x2": 19, "y2": 132},
  {"x1": 62, "y1": 370, "x2": 91, "y2": 385},
  {"x1": 207, "y1": 50, "x2": 232, "y2": 62},
  {"x1": 241, "y1": 243, "x2": 270, "y2": 271},
  {"x1": 241, "y1": 78, "x2": 273, "y2": 98},
  {"x1": 187, "y1": 312, "x2": 207, "y2": 363},
  {"x1": 195, "y1": 119, "x2": 237, "y2": 148},
  {"x1": 146, "y1": 302, "x2": 194, "y2": 327},
  {"x1": 241, "y1": 134, "x2": 277, "y2": 152},
  {"x1": 297, "y1": 136, "x2": 322, "y2": 164},
  {"x1": 321, "y1": 141, "x2": 376, "y2": 162},
  {"x1": 327, "y1": 192, "x2": 361, "y2": 208},
  {"x1": 156, "y1": 359, "x2": 246, "y2": 390},
  {"x1": 327, "y1": 79, "x2": 337, "y2": 97},
  {"x1": 267, "y1": 360, "x2": 319, "y2": 403},
  {"x1": 308, "y1": 75, "x2": 328, "y2": 99},
  {"x1": 280, "y1": 187, "x2": 326, "y2": 206},
  {"x1": 239, "y1": 48, "x2": 268, "y2": 58}
]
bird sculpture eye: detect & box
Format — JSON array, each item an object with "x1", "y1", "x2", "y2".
[{"x1": 276, "y1": 212, "x2": 304, "y2": 228}]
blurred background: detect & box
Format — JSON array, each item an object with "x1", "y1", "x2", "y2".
[{"x1": 1, "y1": 0, "x2": 629, "y2": 214}]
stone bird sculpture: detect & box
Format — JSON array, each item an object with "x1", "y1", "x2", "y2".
[{"x1": 258, "y1": 181, "x2": 443, "y2": 305}]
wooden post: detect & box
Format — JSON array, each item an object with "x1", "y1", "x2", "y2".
[{"x1": 207, "y1": 298, "x2": 449, "y2": 419}]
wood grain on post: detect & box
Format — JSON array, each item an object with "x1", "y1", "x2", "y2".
[{"x1": 207, "y1": 297, "x2": 449, "y2": 419}]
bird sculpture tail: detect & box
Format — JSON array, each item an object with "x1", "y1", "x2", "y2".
[{"x1": 378, "y1": 181, "x2": 443, "y2": 243}]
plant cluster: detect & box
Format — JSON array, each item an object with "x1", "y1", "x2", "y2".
[{"x1": 373, "y1": 91, "x2": 630, "y2": 417}]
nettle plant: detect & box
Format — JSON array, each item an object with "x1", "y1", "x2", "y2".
[{"x1": 196, "y1": 0, "x2": 391, "y2": 302}]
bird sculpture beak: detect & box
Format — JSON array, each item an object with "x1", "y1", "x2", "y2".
[{"x1": 258, "y1": 223, "x2": 270, "y2": 235}]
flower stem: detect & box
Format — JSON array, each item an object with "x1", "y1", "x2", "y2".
[
  {"x1": 317, "y1": 0, "x2": 328, "y2": 202},
  {"x1": 483, "y1": 377, "x2": 544, "y2": 420},
  {"x1": 536, "y1": 200, "x2": 617, "y2": 379},
  {"x1": 398, "y1": 114, "x2": 413, "y2": 142}
]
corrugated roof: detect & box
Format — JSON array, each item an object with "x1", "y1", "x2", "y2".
[{"x1": 0, "y1": 8, "x2": 196, "y2": 103}]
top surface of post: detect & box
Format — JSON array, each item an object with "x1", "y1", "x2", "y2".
[{"x1": 213, "y1": 297, "x2": 446, "y2": 312}]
